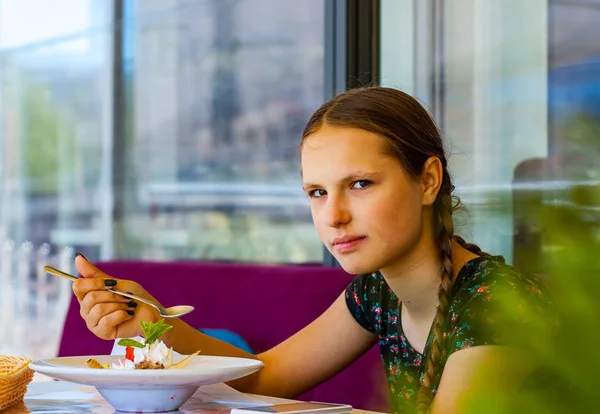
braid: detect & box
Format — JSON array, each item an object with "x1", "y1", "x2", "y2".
[
  {"x1": 416, "y1": 183, "x2": 456, "y2": 413},
  {"x1": 454, "y1": 234, "x2": 490, "y2": 257},
  {"x1": 416, "y1": 182, "x2": 490, "y2": 413}
]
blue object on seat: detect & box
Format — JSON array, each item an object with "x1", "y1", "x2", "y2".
[{"x1": 199, "y1": 329, "x2": 254, "y2": 354}]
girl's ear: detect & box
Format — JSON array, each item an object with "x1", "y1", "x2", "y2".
[{"x1": 421, "y1": 156, "x2": 443, "y2": 206}]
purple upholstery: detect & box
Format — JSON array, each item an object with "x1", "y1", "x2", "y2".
[{"x1": 58, "y1": 261, "x2": 390, "y2": 412}]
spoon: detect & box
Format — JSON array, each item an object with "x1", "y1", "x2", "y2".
[{"x1": 44, "y1": 265, "x2": 194, "y2": 318}]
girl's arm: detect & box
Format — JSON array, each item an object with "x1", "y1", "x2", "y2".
[
  {"x1": 430, "y1": 345, "x2": 537, "y2": 414},
  {"x1": 166, "y1": 294, "x2": 378, "y2": 398},
  {"x1": 74, "y1": 256, "x2": 377, "y2": 398}
]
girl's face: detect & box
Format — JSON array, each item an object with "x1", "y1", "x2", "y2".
[{"x1": 301, "y1": 125, "x2": 432, "y2": 275}]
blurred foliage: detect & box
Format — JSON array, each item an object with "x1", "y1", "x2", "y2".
[
  {"x1": 563, "y1": 113, "x2": 600, "y2": 159},
  {"x1": 466, "y1": 114, "x2": 600, "y2": 413},
  {"x1": 23, "y1": 83, "x2": 76, "y2": 194}
]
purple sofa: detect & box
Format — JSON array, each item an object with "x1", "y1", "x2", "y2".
[{"x1": 58, "y1": 261, "x2": 390, "y2": 412}]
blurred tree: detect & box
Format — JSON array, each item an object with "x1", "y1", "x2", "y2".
[{"x1": 23, "y1": 83, "x2": 76, "y2": 195}]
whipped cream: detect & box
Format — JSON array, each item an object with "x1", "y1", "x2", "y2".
[
  {"x1": 111, "y1": 340, "x2": 172, "y2": 370},
  {"x1": 133, "y1": 341, "x2": 172, "y2": 368},
  {"x1": 111, "y1": 358, "x2": 135, "y2": 370}
]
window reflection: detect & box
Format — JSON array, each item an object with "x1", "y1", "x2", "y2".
[
  {"x1": 0, "y1": 0, "x2": 326, "y2": 358},
  {"x1": 0, "y1": 0, "x2": 325, "y2": 266},
  {"x1": 380, "y1": 0, "x2": 600, "y2": 274},
  {"x1": 0, "y1": 0, "x2": 112, "y2": 358},
  {"x1": 119, "y1": 0, "x2": 324, "y2": 263}
]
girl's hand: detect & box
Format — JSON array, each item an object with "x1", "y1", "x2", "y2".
[{"x1": 72, "y1": 255, "x2": 162, "y2": 340}]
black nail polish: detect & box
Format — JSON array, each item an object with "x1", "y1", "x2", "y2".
[
  {"x1": 126, "y1": 310, "x2": 135, "y2": 316},
  {"x1": 75, "y1": 252, "x2": 88, "y2": 261},
  {"x1": 127, "y1": 301, "x2": 137, "y2": 308},
  {"x1": 104, "y1": 279, "x2": 117, "y2": 287}
]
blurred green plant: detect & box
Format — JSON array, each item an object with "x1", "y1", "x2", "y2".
[
  {"x1": 466, "y1": 114, "x2": 600, "y2": 413},
  {"x1": 563, "y1": 113, "x2": 600, "y2": 159},
  {"x1": 23, "y1": 83, "x2": 76, "y2": 194},
  {"x1": 547, "y1": 112, "x2": 600, "y2": 408}
]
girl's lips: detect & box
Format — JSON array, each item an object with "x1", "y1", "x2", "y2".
[{"x1": 332, "y1": 236, "x2": 367, "y2": 253}]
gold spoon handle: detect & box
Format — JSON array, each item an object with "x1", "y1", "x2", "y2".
[
  {"x1": 44, "y1": 265, "x2": 163, "y2": 313},
  {"x1": 105, "y1": 289, "x2": 163, "y2": 312},
  {"x1": 43, "y1": 265, "x2": 79, "y2": 281}
]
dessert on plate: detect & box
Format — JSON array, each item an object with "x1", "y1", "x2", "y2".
[{"x1": 87, "y1": 319, "x2": 199, "y2": 370}]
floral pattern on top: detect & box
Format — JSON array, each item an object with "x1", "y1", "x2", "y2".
[{"x1": 345, "y1": 255, "x2": 557, "y2": 414}]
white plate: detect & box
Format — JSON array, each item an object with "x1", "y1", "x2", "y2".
[
  {"x1": 30, "y1": 354, "x2": 264, "y2": 386},
  {"x1": 30, "y1": 355, "x2": 264, "y2": 412}
]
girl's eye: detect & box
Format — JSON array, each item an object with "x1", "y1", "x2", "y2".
[
  {"x1": 309, "y1": 189, "x2": 327, "y2": 198},
  {"x1": 352, "y1": 180, "x2": 372, "y2": 189}
]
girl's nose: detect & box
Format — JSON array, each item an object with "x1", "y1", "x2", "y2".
[{"x1": 323, "y1": 196, "x2": 351, "y2": 227}]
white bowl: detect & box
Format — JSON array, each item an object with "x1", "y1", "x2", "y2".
[{"x1": 30, "y1": 354, "x2": 264, "y2": 412}]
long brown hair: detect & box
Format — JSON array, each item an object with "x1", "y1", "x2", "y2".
[{"x1": 301, "y1": 87, "x2": 487, "y2": 412}]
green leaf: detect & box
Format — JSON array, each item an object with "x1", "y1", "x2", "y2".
[
  {"x1": 139, "y1": 319, "x2": 173, "y2": 346},
  {"x1": 140, "y1": 320, "x2": 152, "y2": 339},
  {"x1": 117, "y1": 338, "x2": 145, "y2": 348}
]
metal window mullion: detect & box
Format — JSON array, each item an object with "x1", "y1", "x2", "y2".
[
  {"x1": 346, "y1": 0, "x2": 380, "y2": 88},
  {"x1": 110, "y1": 0, "x2": 126, "y2": 259},
  {"x1": 321, "y1": 0, "x2": 380, "y2": 267}
]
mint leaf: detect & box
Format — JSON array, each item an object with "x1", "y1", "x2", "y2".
[
  {"x1": 140, "y1": 320, "x2": 152, "y2": 339},
  {"x1": 140, "y1": 319, "x2": 173, "y2": 346},
  {"x1": 117, "y1": 338, "x2": 145, "y2": 348}
]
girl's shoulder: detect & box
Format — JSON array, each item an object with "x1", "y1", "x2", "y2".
[
  {"x1": 453, "y1": 255, "x2": 550, "y2": 300},
  {"x1": 446, "y1": 255, "x2": 559, "y2": 350}
]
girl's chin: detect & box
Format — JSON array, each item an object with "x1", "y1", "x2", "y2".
[{"x1": 335, "y1": 258, "x2": 378, "y2": 276}]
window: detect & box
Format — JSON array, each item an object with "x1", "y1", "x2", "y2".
[
  {"x1": 0, "y1": 0, "x2": 114, "y2": 358},
  {"x1": 0, "y1": 0, "x2": 327, "y2": 266},
  {"x1": 0, "y1": 0, "x2": 328, "y2": 359},
  {"x1": 114, "y1": 0, "x2": 325, "y2": 263},
  {"x1": 380, "y1": 0, "x2": 600, "y2": 273}
]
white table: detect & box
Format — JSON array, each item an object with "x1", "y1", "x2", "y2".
[{"x1": 10, "y1": 374, "x2": 383, "y2": 414}]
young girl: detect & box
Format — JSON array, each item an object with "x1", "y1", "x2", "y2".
[{"x1": 73, "y1": 87, "x2": 556, "y2": 413}]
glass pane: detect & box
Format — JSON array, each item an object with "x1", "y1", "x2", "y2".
[
  {"x1": 0, "y1": 0, "x2": 327, "y2": 359},
  {"x1": 381, "y1": 7, "x2": 600, "y2": 407},
  {"x1": 0, "y1": 0, "x2": 113, "y2": 358},
  {"x1": 380, "y1": 0, "x2": 600, "y2": 274},
  {"x1": 118, "y1": 0, "x2": 325, "y2": 263}
]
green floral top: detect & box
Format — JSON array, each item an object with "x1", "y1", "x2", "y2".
[{"x1": 345, "y1": 256, "x2": 556, "y2": 414}]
